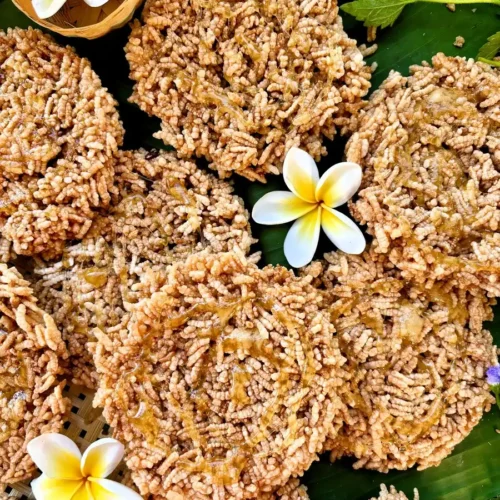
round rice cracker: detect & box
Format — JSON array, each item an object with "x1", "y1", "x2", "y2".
[
  {"x1": 0, "y1": 264, "x2": 69, "y2": 484},
  {"x1": 126, "y1": 0, "x2": 371, "y2": 182},
  {"x1": 33, "y1": 149, "x2": 257, "y2": 389},
  {"x1": 92, "y1": 251, "x2": 345, "y2": 499},
  {"x1": 0, "y1": 28, "x2": 124, "y2": 261},
  {"x1": 304, "y1": 250, "x2": 497, "y2": 472},
  {"x1": 346, "y1": 54, "x2": 500, "y2": 296}
]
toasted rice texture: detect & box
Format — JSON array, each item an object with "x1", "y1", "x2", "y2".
[
  {"x1": 371, "y1": 484, "x2": 419, "y2": 500},
  {"x1": 92, "y1": 250, "x2": 345, "y2": 499},
  {"x1": 33, "y1": 149, "x2": 257, "y2": 388},
  {"x1": 0, "y1": 264, "x2": 69, "y2": 484},
  {"x1": 303, "y1": 249, "x2": 497, "y2": 472},
  {"x1": 126, "y1": 0, "x2": 371, "y2": 182},
  {"x1": 346, "y1": 54, "x2": 500, "y2": 295},
  {"x1": 268, "y1": 478, "x2": 309, "y2": 499},
  {"x1": 165, "y1": 477, "x2": 309, "y2": 500},
  {"x1": 0, "y1": 28, "x2": 124, "y2": 260}
]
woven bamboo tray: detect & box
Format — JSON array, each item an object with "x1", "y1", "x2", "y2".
[
  {"x1": 0, "y1": 384, "x2": 132, "y2": 499},
  {"x1": 12, "y1": 0, "x2": 143, "y2": 39}
]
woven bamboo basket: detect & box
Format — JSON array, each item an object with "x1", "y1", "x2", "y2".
[
  {"x1": 12, "y1": 0, "x2": 143, "y2": 39},
  {"x1": 0, "y1": 384, "x2": 133, "y2": 499}
]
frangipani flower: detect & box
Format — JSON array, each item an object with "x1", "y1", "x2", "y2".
[
  {"x1": 27, "y1": 434, "x2": 142, "y2": 500},
  {"x1": 487, "y1": 365, "x2": 500, "y2": 410},
  {"x1": 32, "y1": 0, "x2": 108, "y2": 21},
  {"x1": 487, "y1": 365, "x2": 500, "y2": 386},
  {"x1": 252, "y1": 147, "x2": 366, "y2": 268}
]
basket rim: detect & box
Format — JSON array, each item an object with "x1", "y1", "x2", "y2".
[{"x1": 12, "y1": 0, "x2": 142, "y2": 37}]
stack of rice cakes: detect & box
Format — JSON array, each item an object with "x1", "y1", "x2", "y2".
[{"x1": 1, "y1": 15, "x2": 500, "y2": 500}]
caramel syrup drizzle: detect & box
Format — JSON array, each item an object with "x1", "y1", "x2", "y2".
[
  {"x1": 120, "y1": 295, "x2": 317, "y2": 486},
  {"x1": 0, "y1": 354, "x2": 29, "y2": 444},
  {"x1": 330, "y1": 277, "x2": 460, "y2": 444}
]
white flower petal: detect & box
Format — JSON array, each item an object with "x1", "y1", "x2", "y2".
[
  {"x1": 83, "y1": 0, "x2": 108, "y2": 7},
  {"x1": 89, "y1": 477, "x2": 144, "y2": 500},
  {"x1": 252, "y1": 191, "x2": 316, "y2": 225},
  {"x1": 27, "y1": 434, "x2": 82, "y2": 480},
  {"x1": 81, "y1": 438, "x2": 124, "y2": 479},
  {"x1": 284, "y1": 208, "x2": 321, "y2": 268},
  {"x1": 315, "y1": 162, "x2": 362, "y2": 208},
  {"x1": 31, "y1": 0, "x2": 67, "y2": 19},
  {"x1": 321, "y1": 206, "x2": 366, "y2": 255},
  {"x1": 31, "y1": 474, "x2": 83, "y2": 500},
  {"x1": 283, "y1": 147, "x2": 320, "y2": 203}
]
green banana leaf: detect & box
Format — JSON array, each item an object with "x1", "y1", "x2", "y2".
[{"x1": 1, "y1": 0, "x2": 500, "y2": 498}]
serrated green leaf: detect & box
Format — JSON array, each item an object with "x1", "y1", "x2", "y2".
[
  {"x1": 341, "y1": 0, "x2": 413, "y2": 28},
  {"x1": 341, "y1": 0, "x2": 500, "y2": 28},
  {"x1": 478, "y1": 31, "x2": 500, "y2": 59},
  {"x1": 479, "y1": 56, "x2": 500, "y2": 67}
]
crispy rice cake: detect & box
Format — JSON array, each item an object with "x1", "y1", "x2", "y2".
[{"x1": 92, "y1": 250, "x2": 345, "y2": 498}]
